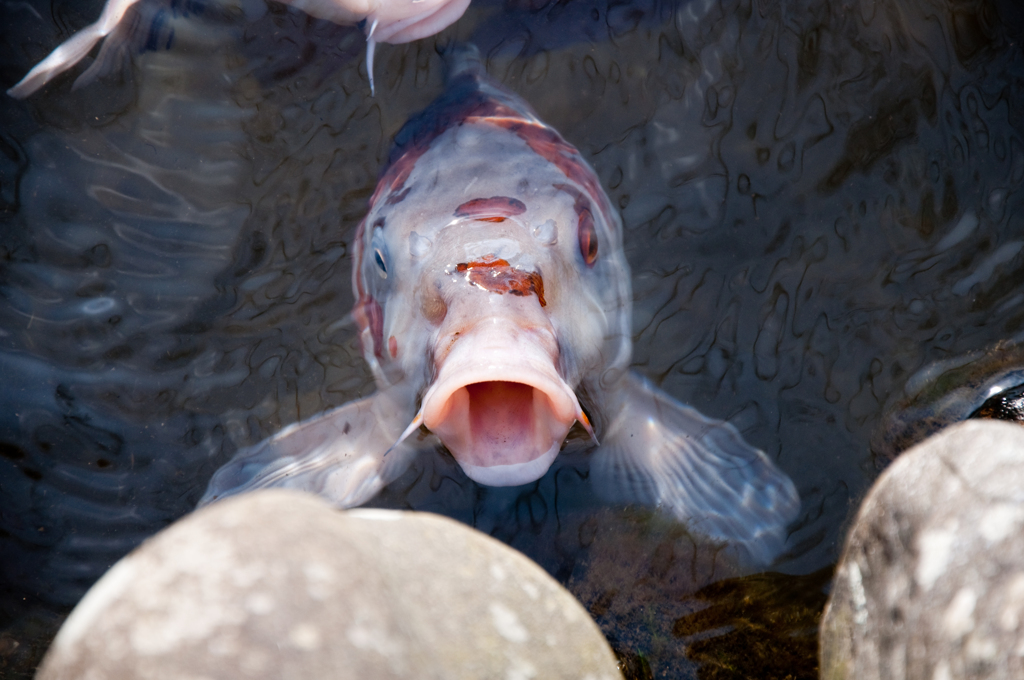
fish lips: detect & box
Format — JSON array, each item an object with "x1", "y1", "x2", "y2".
[{"x1": 420, "y1": 321, "x2": 583, "y2": 486}]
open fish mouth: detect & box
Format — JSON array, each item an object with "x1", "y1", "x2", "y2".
[{"x1": 415, "y1": 320, "x2": 591, "y2": 486}]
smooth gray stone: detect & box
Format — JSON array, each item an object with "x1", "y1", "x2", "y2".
[
  {"x1": 820, "y1": 420, "x2": 1024, "y2": 680},
  {"x1": 36, "y1": 489, "x2": 622, "y2": 680}
]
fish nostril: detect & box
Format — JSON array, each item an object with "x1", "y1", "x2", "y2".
[
  {"x1": 421, "y1": 288, "x2": 448, "y2": 325},
  {"x1": 532, "y1": 219, "x2": 558, "y2": 246},
  {"x1": 410, "y1": 231, "x2": 432, "y2": 257}
]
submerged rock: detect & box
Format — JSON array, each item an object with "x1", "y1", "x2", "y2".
[
  {"x1": 872, "y1": 340, "x2": 1024, "y2": 464},
  {"x1": 35, "y1": 489, "x2": 622, "y2": 680},
  {"x1": 820, "y1": 420, "x2": 1024, "y2": 680}
]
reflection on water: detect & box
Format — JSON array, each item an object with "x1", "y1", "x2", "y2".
[{"x1": 2, "y1": 0, "x2": 1024, "y2": 676}]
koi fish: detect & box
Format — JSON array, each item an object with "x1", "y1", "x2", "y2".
[
  {"x1": 200, "y1": 46, "x2": 800, "y2": 562},
  {"x1": 6, "y1": 0, "x2": 471, "y2": 98}
]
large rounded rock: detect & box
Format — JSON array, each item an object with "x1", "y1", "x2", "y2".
[
  {"x1": 820, "y1": 420, "x2": 1024, "y2": 679},
  {"x1": 36, "y1": 490, "x2": 622, "y2": 680}
]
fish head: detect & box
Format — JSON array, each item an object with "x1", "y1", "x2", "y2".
[{"x1": 353, "y1": 112, "x2": 631, "y2": 486}]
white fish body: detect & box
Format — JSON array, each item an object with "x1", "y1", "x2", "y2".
[
  {"x1": 202, "y1": 47, "x2": 800, "y2": 562},
  {"x1": 6, "y1": 0, "x2": 471, "y2": 98}
]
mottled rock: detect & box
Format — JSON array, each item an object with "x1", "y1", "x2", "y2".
[
  {"x1": 820, "y1": 420, "x2": 1024, "y2": 679},
  {"x1": 36, "y1": 490, "x2": 622, "y2": 680}
]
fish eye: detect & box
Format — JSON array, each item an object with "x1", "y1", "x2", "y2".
[
  {"x1": 370, "y1": 226, "x2": 389, "y2": 279},
  {"x1": 577, "y1": 208, "x2": 598, "y2": 266}
]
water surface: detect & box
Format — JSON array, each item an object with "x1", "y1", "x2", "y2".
[{"x1": 2, "y1": 0, "x2": 1023, "y2": 676}]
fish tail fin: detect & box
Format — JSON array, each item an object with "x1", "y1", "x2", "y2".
[
  {"x1": 7, "y1": 0, "x2": 143, "y2": 99},
  {"x1": 70, "y1": 9, "x2": 141, "y2": 92},
  {"x1": 436, "y1": 41, "x2": 539, "y2": 119},
  {"x1": 8, "y1": 25, "x2": 108, "y2": 98},
  {"x1": 590, "y1": 372, "x2": 801, "y2": 564},
  {"x1": 440, "y1": 42, "x2": 484, "y2": 83}
]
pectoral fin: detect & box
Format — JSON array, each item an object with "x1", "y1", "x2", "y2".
[
  {"x1": 199, "y1": 391, "x2": 421, "y2": 509},
  {"x1": 591, "y1": 372, "x2": 800, "y2": 563}
]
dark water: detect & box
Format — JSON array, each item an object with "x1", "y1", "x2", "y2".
[{"x1": 2, "y1": 0, "x2": 1024, "y2": 676}]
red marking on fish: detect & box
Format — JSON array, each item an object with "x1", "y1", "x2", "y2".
[
  {"x1": 454, "y1": 196, "x2": 528, "y2": 220},
  {"x1": 388, "y1": 335, "x2": 398, "y2": 358},
  {"x1": 456, "y1": 257, "x2": 546, "y2": 307},
  {"x1": 353, "y1": 294, "x2": 385, "y2": 358},
  {"x1": 386, "y1": 186, "x2": 412, "y2": 206},
  {"x1": 473, "y1": 117, "x2": 617, "y2": 232},
  {"x1": 554, "y1": 183, "x2": 599, "y2": 267},
  {"x1": 367, "y1": 145, "x2": 430, "y2": 212},
  {"x1": 352, "y1": 218, "x2": 370, "y2": 305},
  {"x1": 367, "y1": 97, "x2": 514, "y2": 214}
]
